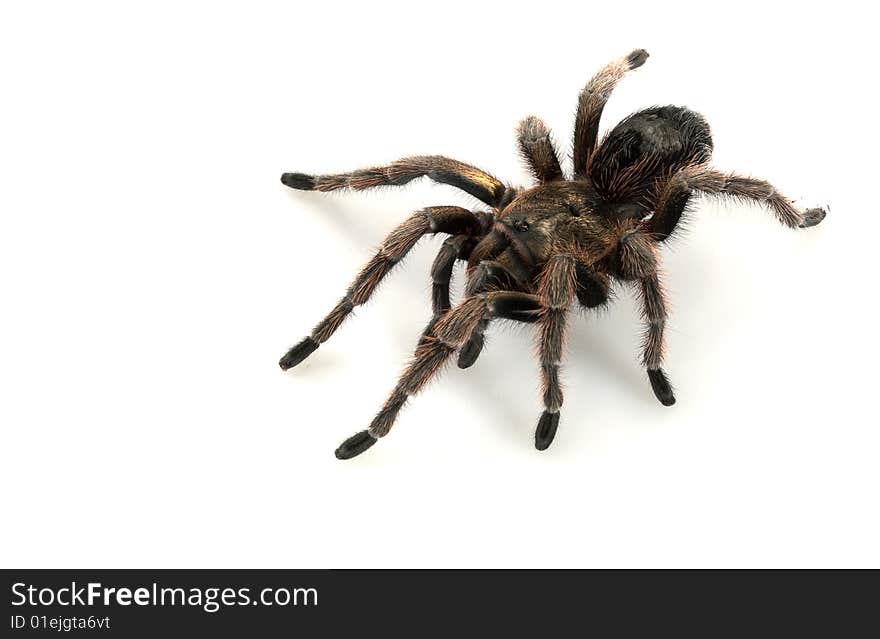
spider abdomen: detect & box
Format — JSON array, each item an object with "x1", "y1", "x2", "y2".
[{"x1": 589, "y1": 105, "x2": 713, "y2": 202}]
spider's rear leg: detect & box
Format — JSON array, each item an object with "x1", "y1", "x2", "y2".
[
  {"x1": 279, "y1": 206, "x2": 484, "y2": 370},
  {"x1": 335, "y1": 291, "x2": 544, "y2": 460},
  {"x1": 647, "y1": 167, "x2": 828, "y2": 238}
]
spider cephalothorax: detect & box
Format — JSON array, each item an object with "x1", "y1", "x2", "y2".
[{"x1": 279, "y1": 50, "x2": 826, "y2": 460}]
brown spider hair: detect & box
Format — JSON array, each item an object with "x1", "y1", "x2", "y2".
[{"x1": 279, "y1": 49, "x2": 827, "y2": 460}]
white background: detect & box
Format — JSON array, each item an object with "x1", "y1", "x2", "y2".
[{"x1": 2, "y1": 1, "x2": 877, "y2": 568}]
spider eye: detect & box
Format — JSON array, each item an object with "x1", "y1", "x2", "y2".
[
  {"x1": 567, "y1": 203, "x2": 582, "y2": 217},
  {"x1": 513, "y1": 220, "x2": 530, "y2": 232}
]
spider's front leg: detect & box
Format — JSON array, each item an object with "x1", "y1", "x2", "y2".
[
  {"x1": 533, "y1": 255, "x2": 580, "y2": 450},
  {"x1": 335, "y1": 290, "x2": 544, "y2": 460},
  {"x1": 279, "y1": 206, "x2": 487, "y2": 370}
]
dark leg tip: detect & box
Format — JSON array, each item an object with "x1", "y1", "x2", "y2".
[
  {"x1": 457, "y1": 334, "x2": 485, "y2": 369},
  {"x1": 626, "y1": 49, "x2": 649, "y2": 69},
  {"x1": 535, "y1": 411, "x2": 560, "y2": 451},
  {"x1": 335, "y1": 430, "x2": 377, "y2": 460},
  {"x1": 575, "y1": 272, "x2": 610, "y2": 308},
  {"x1": 281, "y1": 172, "x2": 316, "y2": 190},
  {"x1": 648, "y1": 368, "x2": 676, "y2": 406},
  {"x1": 279, "y1": 337, "x2": 319, "y2": 370},
  {"x1": 799, "y1": 206, "x2": 827, "y2": 228}
]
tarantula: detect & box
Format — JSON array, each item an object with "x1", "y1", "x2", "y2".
[{"x1": 279, "y1": 50, "x2": 826, "y2": 460}]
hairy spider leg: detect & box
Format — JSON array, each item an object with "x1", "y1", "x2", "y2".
[
  {"x1": 638, "y1": 273, "x2": 675, "y2": 407},
  {"x1": 281, "y1": 155, "x2": 512, "y2": 208},
  {"x1": 573, "y1": 49, "x2": 649, "y2": 176},
  {"x1": 279, "y1": 207, "x2": 483, "y2": 370},
  {"x1": 646, "y1": 166, "x2": 828, "y2": 238},
  {"x1": 533, "y1": 255, "x2": 579, "y2": 450},
  {"x1": 517, "y1": 116, "x2": 564, "y2": 183},
  {"x1": 613, "y1": 225, "x2": 676, "y2": 406},
  {"x1": 334, "y1": 291, "x2": 544, "y2": 460}
]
